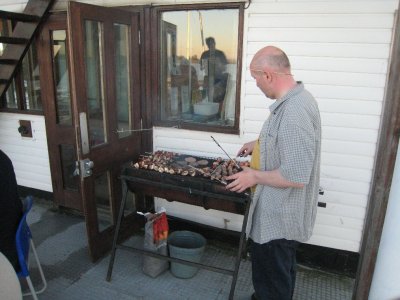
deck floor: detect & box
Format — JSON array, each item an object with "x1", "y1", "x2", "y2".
[{"x1": 22, "y1": 198, "x2": 354, "y2": 300}]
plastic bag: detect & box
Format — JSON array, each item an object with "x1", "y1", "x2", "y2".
[{"x1": 142, "y1": 207, "x2": 169, "y2": 277}]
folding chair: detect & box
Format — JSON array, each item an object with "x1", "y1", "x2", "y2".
[{"x1": 16, "y1": 196, "x2": 47, "y2": 300}]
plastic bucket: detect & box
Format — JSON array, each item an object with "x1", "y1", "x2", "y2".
[{"x1": 168, "y1": 231, "x2": 206, "y2": 279}]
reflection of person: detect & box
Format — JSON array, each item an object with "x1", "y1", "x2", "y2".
[
  {"x1": 0, "y1": 149, "x2": 23, "y2": 271},
  {"x1": 200, "y1": 37, "x2": 229, "y2": 110},
  {"x1": 226, "y1": 46, "x2": 321, "y2": 300}
]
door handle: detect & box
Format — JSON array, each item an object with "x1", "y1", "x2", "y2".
[{"x1": 79, "y1": 158, "x2": 94, "y2": 178}]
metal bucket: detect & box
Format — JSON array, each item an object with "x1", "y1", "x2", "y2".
[{"x1": 168, "y1": 231, "x2": 206, "y2": 279}]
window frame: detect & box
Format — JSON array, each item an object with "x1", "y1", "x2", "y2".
[
  {"x1": 0, "y1": 37, "x2": 43, "y2": 115},
  {"x1": 150, "y1": 2, "x2": 244, "y2": 134}
]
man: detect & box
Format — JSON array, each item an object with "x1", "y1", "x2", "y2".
[
  {"x1": 0, "y1": 149, "x2": 23, "y2": 271},
  {"x1": 226, "y1": 46, "x2": 321, "y2": 299}
]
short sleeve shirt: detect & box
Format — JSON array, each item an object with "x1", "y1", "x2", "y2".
[{"x1": 247, "y1": 83, "x2": 321, "y2": 244}]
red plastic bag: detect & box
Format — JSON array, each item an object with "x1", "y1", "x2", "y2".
[{"x1": 152, "y1": 212, "x2": 169, "y2": 246}]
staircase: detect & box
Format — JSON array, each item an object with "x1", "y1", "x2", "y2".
[{"x1": 0, "y1": 0, "x2": 55, "y2": 99}]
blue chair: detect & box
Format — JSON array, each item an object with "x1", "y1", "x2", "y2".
[{"x1": 16, "y1": 196, "x2": 47, "y2": 300}]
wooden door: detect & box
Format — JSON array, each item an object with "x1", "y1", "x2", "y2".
[
  {"x1": 39, "y1": 14, "x2": 83, "y2": 211},
  {"x1": 67, "y1": 1, "x2": 142, "y2": 261}
]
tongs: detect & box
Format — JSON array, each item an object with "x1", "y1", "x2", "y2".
[{"x1": 210, "y1": 136, "x2": 242, "y2": 171}]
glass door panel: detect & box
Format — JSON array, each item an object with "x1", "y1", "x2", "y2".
[
  {"x1": 114, "y1": 23, "x2": 132, "y2": 139},
  {"x1": 84, "y1": 20, "x2": 107, "y2": 148},
  {"x1": 52, "y1": 30, "x2": 72, "y2": 125},
  {"x1": 59, "y1": 144, "x2": 78, "y2": 191},
  {"x1": 94, "y1": 172, "x2": 113, "y2": 232}
]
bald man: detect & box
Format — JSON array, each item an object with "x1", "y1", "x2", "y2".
[{"x1": 226, "y1": 46, "x2": 321, "y2": 300}]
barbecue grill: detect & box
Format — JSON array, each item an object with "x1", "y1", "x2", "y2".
[{"x1": 106, "y1": 153, "x2": 251, "y2": 300}]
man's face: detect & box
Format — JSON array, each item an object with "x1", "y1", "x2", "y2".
[{"x1": 250, "y1": 67, "x2": 275, "y2": 99}]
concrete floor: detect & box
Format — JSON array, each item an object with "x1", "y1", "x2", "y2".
[{"x1": 22, "y1": 198, "x2": 354, "y2": 300}]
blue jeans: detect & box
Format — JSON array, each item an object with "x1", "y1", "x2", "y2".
[{"x1": 250, "y1": 239, "x2": 299, "y2": 300}]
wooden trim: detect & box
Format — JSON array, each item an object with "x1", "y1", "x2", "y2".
[{"x1": 353, "y1": 6, "x2": 400, "y2": 300}]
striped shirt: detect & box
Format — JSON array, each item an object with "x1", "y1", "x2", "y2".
[{"x1": 247, "y1": 82, "x2": 321, "y2": 244}]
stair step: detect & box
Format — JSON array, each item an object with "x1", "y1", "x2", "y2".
[
  {"x1": 0, "y1": 79, "x2": 9, "y2": 84},
  {"x1": 0, "y1": 59, "x2": 19, "y2": 65},
  {"x1": 0, "y1": 36, "x2": 29, "y2": 45},
  {"x1": 0, "y1": 10, "x2": 40, "y2": 23}
]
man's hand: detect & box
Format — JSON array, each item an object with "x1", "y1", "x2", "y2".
[
  {"x1": 237, "y1": 140, "x2": 257, "y2": 157},
  {"x1": 225, "y1": 167, "x2": 256, "y2": 193}
]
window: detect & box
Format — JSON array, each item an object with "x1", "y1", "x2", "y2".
[
  {"x1": 0, "y1": 18, "x2": 42, "y2": 112},
  {"x1": 155, "y1": 4, "x2": 243, "y2": 133}
]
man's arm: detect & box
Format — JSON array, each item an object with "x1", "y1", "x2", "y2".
[{"x1": 226, "y1": 167, "x2": 304, "y2": 193}]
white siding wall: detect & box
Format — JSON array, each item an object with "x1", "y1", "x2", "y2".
[
  {"x1": 0, "y1": 0, "x2": 398, "y2": 252},
  {"x1": 0, "y1": 113, "x2": 52, "y2": 192},
  {"x1": 153, "y1": 0, "x2": 400, "y2": 253}
]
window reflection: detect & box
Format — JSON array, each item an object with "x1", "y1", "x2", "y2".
[
  {"x1": 160, "y1": 9, "x2": 239, "y2": 127},
  {"x1": 22, "y1": 45, "x2": 42, "y2": 110},
  {"x1": 84, "y1": 20, "x2": 107, "y2": 148},
  {"x1": 94, "y1": 172, "x2": 113, "y2": 232},
  {"x1": 52, "y1": 30, "x2": 72, "y2": 125},
  {"x1": 114, "y1": 23, "x2": 131, "y2": 139}
]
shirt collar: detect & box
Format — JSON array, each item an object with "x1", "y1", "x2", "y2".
[{"x1": 269, "y1": 82, "x2": 304, "y2": 113}]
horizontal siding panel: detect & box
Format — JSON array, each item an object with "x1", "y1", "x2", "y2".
[
  {"x1": 246, "y1": 82, "x2": 385, "y2": 101},
  {"x1": 320, "y1": 177, "x2": 370, "y2": 195},
  {"x1": 318, "y1": 202, "x2": 366, "y2": 220},
  {"x1": 322, "y1": 139, "x2": 376, "y2": 156},
  {"x1": 249, "y1": 1, "x2": 398, "y2": 14},
  {"x1": 290, "y1": 56, "x2": 389, "y2": 73},
  {"x1": 321, "y1": 112, "x2": 380, "y2": 130},
  {"x1": 312, "y1": 224, "x2": 362, "y2": 244},
  {"x1": 0, "y1": 131, "x2": 48, "y2": 144},
  {"x1": 321, "y1": 165, "x2": 372, "y2": 183},
  {"x1": 245, "y1": 69, "x2": 387, "y2": 88},
  {"x1": 249, "y1": 14, "x2": 394, "y2": 29},
  {"x1": 243, "y1": 107, "x2": 269, "y2": 122},
  {"x1": 13, "y1": 162, "x2": 51, "y2": 176},
  {"x1": 247, "y1": 42, "x2": 391, "y2": 59},
  {"x1": 245, "y1": 97, "x2": 383, "y2": 116},
  {"x1": 246, "y1": 56, "x2": 389, "y2": 74},
  {"x1": 11, "y1": 153, "x2": 50, "y2": 167},
  {"x1": 248, "y1": 28, "x2": 392, "y2": 44},
  {"x1": 1, "y1": 145, "x2": 50, "y2": 158},
  {"x1": 0, "y1": 113, "x2": 51, "y2": 191},
  {"x1": 321, "y1": 152, "x2": 374, "y2": 170},
  {"x1": 322, "y1": 190, "x2": 369, "y2": 208},
  {"x1": 295, "y1": 71, "x2": 387, "y2": 88},
  {"x1": 308, "y1": 84, "x2": 384, "y2": 101},
  {"x1": 243, "y1": 95, "x2": 275, "y2": 109},
  {"x1": 322, "y1": 127, "x2": 378, "y2": 143},
  {"x1": 242, "y1": 120, "x2": 264, "y2": 134},
  {"x1": 17, "y1": 178, "x2": 52, "y2": 192},
  {"x1": 318, "y1": 99, "x2": 382, "y2": 116},
  {"x1": 307, "y1": 234, "x2": 359, "y2": 252},
  {"x1": 315, "y1": 213, "x2": 364, "y2": 231},
  {"x1": 0, "y1": 3, "x2": 26, "y2": 12}
]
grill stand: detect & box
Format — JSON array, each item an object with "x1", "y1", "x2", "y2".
[{"x1": 106, "y1": 171, "x2": 251, "y2": 300}]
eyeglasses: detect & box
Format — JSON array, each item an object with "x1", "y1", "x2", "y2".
[{"x1": 250, "y1": 69, "x2": 293, "y2": 76}]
